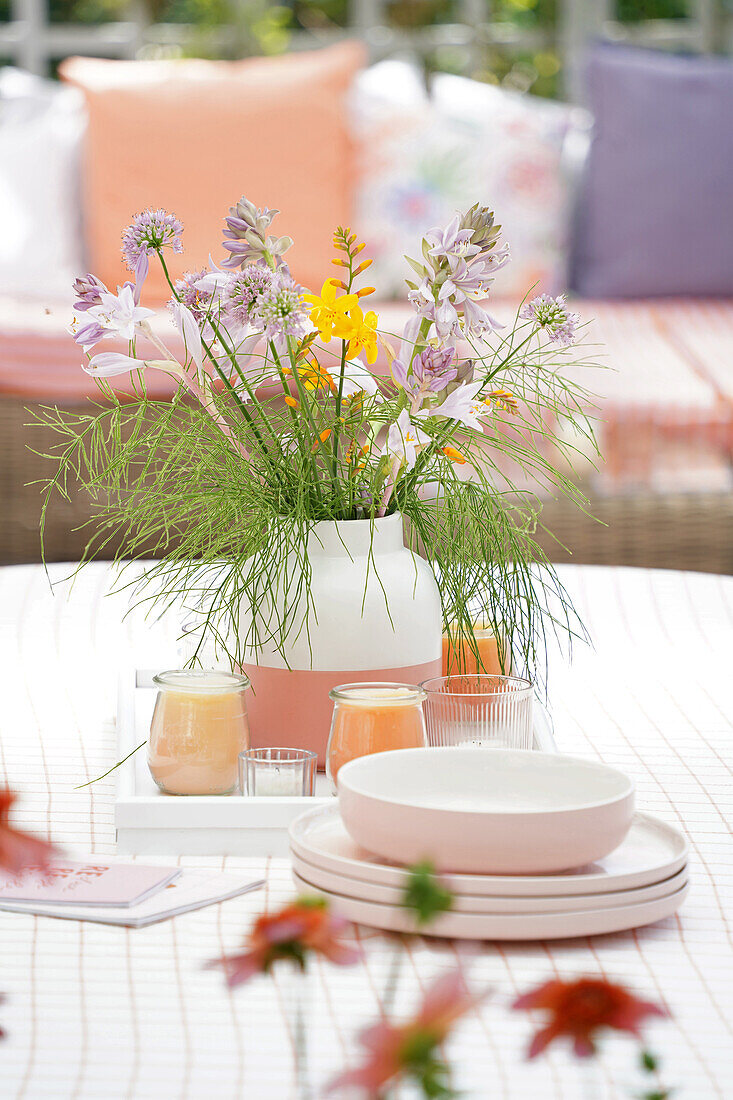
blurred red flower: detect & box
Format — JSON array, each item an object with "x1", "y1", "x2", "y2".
[
  {"x1": 327, "y1": 969, "x2": 489, "y2": 1097},
  {"x1": 513, "y1": 976, "x2": 669, "y2": 1058},
  {"x1": 207, "y1": 895, "x2": 359, "y2": 985},
  {"x1": 0, "y1": 789, "x2": 57, "y2": 875}
]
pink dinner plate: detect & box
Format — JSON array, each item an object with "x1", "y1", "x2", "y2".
[
  {"x1": 291, "y1": 869, "x2": 689, "y2": 941},
  {"x1": 289, "y1": 804, "x2": 688, "y2": 897},
  {"x1": 291, "y1": 851, "x2": 688, "y2": 914},
  {"x1": 337, "y1": 748, "x2": 635, "y2": 874}
]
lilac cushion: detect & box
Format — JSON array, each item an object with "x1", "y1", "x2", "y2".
[{"x1": 572, "y1": 45, "x2": 733, "y2": 298}]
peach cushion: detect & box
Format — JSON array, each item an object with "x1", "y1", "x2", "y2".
[{"x1": 60, "y1": 43, "x2": 365, "y2": 302}]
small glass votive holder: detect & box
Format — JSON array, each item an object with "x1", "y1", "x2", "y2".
[
  {"x1": 239, "y1": 748, "x2": 317, "y2": 797},
  {"x1": 421, "y1": 674, "x2": 534, "y2": 751}
]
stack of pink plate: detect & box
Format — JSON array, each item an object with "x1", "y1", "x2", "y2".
[{"x1": 289, "y1": 749, "x2": 689, "y2": 940}]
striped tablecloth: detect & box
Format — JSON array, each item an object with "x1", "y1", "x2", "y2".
[{"x1": 0, "y1": 562, "x2": 731, "y2": 1099}]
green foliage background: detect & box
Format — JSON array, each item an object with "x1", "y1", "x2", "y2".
[{"x1": 0, "y1": 0, "x2": 696, "y2": 98}]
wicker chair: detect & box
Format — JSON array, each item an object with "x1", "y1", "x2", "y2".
[{"x1": 4, "y1": 396, "x2": 733, "y2": 574}]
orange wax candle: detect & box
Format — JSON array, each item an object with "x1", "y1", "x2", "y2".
[
  {"x1": 442, "y1": 627, "x2": 505, "y2": 676},
  {"x1": 148, "y1": 670, "x2": 250, "y2": 795},
  {"x1": 326, "y1": 684, "x2": 427, "y2": 787}
]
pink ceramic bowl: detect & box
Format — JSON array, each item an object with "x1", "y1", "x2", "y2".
[{"x1": 337, "y1": 747, "x2": 635, "y2": 874}]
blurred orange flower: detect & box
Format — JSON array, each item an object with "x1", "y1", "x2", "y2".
[
  {"x1": 208, "y1": 896, "x2": 358, "y2": 986},
  {"x1": 513, "y1": 976, "x2": 669, "y2": 1059},
  {"x1": 0, "y1": 789, "x2": 57, "y2": 875},
  {"x1": 327, "y1": 970, "x2": 488, "y2": 1097}
]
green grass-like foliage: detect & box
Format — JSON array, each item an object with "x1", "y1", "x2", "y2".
[{"x1": 33, "y1": 223, "x2": 601, "y2": 681}]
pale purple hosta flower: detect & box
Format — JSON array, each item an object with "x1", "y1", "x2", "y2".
[
  {"x1": 82, "y1": 351, "x2": 181, "y2": 379},
  {"x1": 461, "y1": 297, "x2": 502, "y2": 339},
  {"x1": 341, "y1": 358, "x2": 379, "y2": 399},
  {"x1": 426, "y1": 215, "x2": 479, "y2": 263},
  {"x1": 408, "y1": 280, "x2": 461, "y2": 341},
  {"x1": 397, "y1": 313, "x2": 422, "y2": 362},
  {"x1": 88, "y1": 285, "x2": 155, "y2": 342},
  {"x1": 406, "y1": 205, "x2": 509, "y2": 341},
  {"x1": 430, "y1": 379, "x2": 488, "y2": 432},
  {"x1": 222, "y1": 197, "x2": 293, "y2": 270},
  {"x1": 72, "y1": 273, "x2": 107, "y2": 312},
  {"x1": 222, "y1": 264, "x2": 273, "y2": 327},
  {"x1": 82, "y1": 351, "x2": 143, "y2": 377},
  {"x1": 460, "y1": 203, "x2": 503, "y2": 257},
  {"x1": 256, "y1": 271, "x2": 310, "y2": 344},
  {"x1": 121, "y1": 208, "x2": 183, "y2": 270},
  {"x1": 386, "y1": 409, "x2": 430, "y2": 469},
  {"x1": 520, "y1": 294, "x2": 580, "y2": 347},
  {"x1": 68, "y1": 317, "x2": 112, "y2": 351},
  {"x1": 172, "y1": 269, "x2": 213, "y2": 324},
  {"x1": 414, "y1": 345, "x2": 457, "y2": 391},
  {"x1": 392, "y1": 345, "x2": 456, "y2": 397}
]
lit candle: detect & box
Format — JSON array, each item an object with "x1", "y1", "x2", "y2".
[
  {"x1": 148, "y1": 670, "x2": 250, "y2": 795},
  {"x1": 239, "y1": 748, "x2": 317, "y2": 797},
  {"x1": 326, "y1": 683, "x2": 427, "y2": 788},
  {"x1": 442, "y1": 624, "x2": 505, "y2": 676}
]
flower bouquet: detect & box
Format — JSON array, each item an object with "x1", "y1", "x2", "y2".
[{"x1": 41, "y1": 198, "x2": 596, "y2": 748}]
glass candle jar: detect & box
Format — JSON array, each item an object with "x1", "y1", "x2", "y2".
[
  {"x1": 148, "y1": 670, "x2": 250, "y2": 795},
  {"x1": 442, "y1": 624, "x2": 505, "y2": 676},
  {"x1": 239, "y1": 748, "x2": 317, "y2": 797},
  {"x1": 421, "y1": 674, "x2": 533, "y2": 750},
  {"x1": 326, "y1": 683, "x2": 427, "y2": 791}
]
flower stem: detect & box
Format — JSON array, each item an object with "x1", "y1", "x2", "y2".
[
  {"x1": 156, "y1": 251, "x2": 278, "y2": 468},
  {"x1": 269, "y1": 340, "x2": 326, "y2": 510},
  {"x1": 382, "y1": 941, "x2": 403, "y2": 1017},
  {"x1": 140, "y1": 323, "x2": 252, "y2": 462}
]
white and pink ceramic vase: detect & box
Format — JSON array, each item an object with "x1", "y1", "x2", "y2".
[{"x1": 239, "y1": 513, "x2": 442, "y2": 765}]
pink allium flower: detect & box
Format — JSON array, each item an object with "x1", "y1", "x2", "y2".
[
  {"x1": 72, "y1": 273, "x2": 107, "y2": 312},
  {"x1": 513, "y1": 976, "x2": 669, "y2": 1059},
  {"x1": 172, "y1": 269, "x2": 213, "y2": 324},
  {"x1": 222, "y1": 264, "x2": 273, "y2": 327},
  {"x1": 257, "y1": 271, "x2": 310, "y2": 344},
  {"x1": 520, "y1": 294, "x2": 580, "y2": 347},
  {"x1": 207, "y1": 896, "x2": 358, "y2": 986},
  {"x1": 121, "y1": 208, "x2": 183, "y2": 270},
  {"x1": 327, "y1": 970, "x2": 489, "y2": 1098},
  {"x1": 0, "y1": 789, "x2": 58, "y2": 874}
]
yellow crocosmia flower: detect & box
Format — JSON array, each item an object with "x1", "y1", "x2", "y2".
[
  {"x1": 311, "y1": 428, "x2": 332, "y2": 452},
  {"x1": 488, "y1": 389, "x2": 519, "y2": 415},
  {"x1": 345, "y1": 306, "x2": 379, "y2": 365},
  {"x1": 298, "y1": 357, "x2": 336, "y2": 393},
  {"x1": 442, "y1": 445, "x2": 467, "y2": 465},
  {"x1": 303, "y1": 280, "x2": 358, "y2": 343}
]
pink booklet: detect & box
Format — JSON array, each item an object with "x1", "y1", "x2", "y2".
[{"x1": 0, "y1": 860, "x2": 181, "y2": 907}]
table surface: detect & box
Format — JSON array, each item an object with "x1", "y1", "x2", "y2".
[{"x1": 1, "y1": 562, "x2": 732, "y2": 1099}]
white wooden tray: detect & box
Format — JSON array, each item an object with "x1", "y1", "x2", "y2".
[{"x1": 115, "y1": 668, "x2": 557, "y2": 857}]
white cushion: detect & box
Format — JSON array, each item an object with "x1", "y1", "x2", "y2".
[
  {"x1": 0, "y1": 68, "x2": 86, "y2": 303},
  {"x1": 351, "y1": 63, "x2": 590, "y2": 300}
]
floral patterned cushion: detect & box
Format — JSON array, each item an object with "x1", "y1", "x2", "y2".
[{"x1": 350, "y1": 63, "x2": 589, "y2": 300}]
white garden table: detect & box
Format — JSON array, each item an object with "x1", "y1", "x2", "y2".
[{"x1": 0, "y1": 561, "x2": 731, "y2": 1099}]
